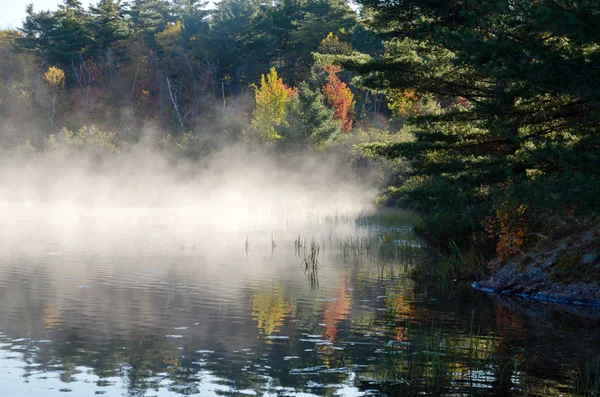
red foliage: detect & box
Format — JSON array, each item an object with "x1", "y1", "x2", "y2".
[{"x1": 322, "y1": 65, "x2": 355, "y2": 133}]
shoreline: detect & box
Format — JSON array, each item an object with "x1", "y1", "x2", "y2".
[{"x1": 472, "y1": 224, "x2": 600, "y2": 308}]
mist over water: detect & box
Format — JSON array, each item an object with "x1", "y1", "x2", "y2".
[
  {"x1": 1, "y1": 144, "x2": 599, "y2": 397},
  {"x1": 0, "y1": 144, "x2": 376, "y2": 215}
]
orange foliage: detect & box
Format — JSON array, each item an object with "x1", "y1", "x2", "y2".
[
  {"x1": 322, "y1": 65, "x2": 355, "y2": 133},
  {"x1": 484, "y1": 201, "x2": 528, "y2": 261}
]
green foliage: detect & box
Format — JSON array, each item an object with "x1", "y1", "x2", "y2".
[
  {"x1": 89, "y1": 0, "x2": 131, "y2": 58},
  {"x1": 276, "y1": 81, "x2": 341, "y2": 149},
  {"x1": 158, "y1": 131, "x2": 217, "y2": 159},
  {"x1": 20, "y1": 0, "x2": 94, "y2": 66},
  {"x1": 10, "y1": 139, "x2": 37, "y2": 155},
  {"x1": 209, "y1": 0, "x2": 277, "y2": 92},
  {"x1": 343, "y1": 0, "x2": 600, "y2": 259}
]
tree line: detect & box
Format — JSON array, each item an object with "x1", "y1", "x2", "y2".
[
  {"x1": 1, "y1": 0, "x2": 598, "y2": 271},
  {"x1": 0, "y1": 0, "x2": 389, "y2": 148}
]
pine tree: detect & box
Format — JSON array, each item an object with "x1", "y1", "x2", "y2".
[
  {"x1": 343, "y1": 0, "x2": 600, "y2": 254},
  {"x1": 18, "y1": 5, "x2": 59, "y2": 62},
  {"x1": 127, "y1": 0, "x2": 172, "y2": 45},
  {"x1": 50, "y1": 0, "x2": 94, "y2": 66},
  {"x1": 89, "y1": 0, "x2": 131, "y2": 58},
  {"x1": 292, "y1": 81, "x2": 341, "y2": 147},
  {"x1": 288, "y1": 0, "x2": 358, "y2": 81},
  {"x1": 209, "y1": 0, "x2": 277, "y2": 94}
]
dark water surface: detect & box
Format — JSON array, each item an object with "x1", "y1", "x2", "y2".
[{"x1": 0, "y1": 205, "x2": 599, "y2": 396}]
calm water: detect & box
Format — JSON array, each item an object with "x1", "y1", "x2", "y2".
[{"x1": 0, "y1": 205, "x2": 599, "y2": 396}]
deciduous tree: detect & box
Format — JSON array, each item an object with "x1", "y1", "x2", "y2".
[{"x1": 322, "y1": 64, "x2": 354, "y2": 133}]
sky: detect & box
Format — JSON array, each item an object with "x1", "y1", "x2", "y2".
[
  {"x1": 0, "y1": 0, "x2": 357, "y2": 30},
  {"x1": 0, "y1": 0, "x2": 95, "y2": 29}
]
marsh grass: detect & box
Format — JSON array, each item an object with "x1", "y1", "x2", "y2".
[
  {"x1": 293, "y1": 211, "x2": 424, "y2": 285},
  {"x1": 572, "y1": 357, "x2": 600, "y2": 397},
  {"x1": 333, "y1": 229, "x2": 422, "y2": 271},
  {"x1": 353, "y1": 209, "x2": 491, "y2": 283},
  {"x1": 298, "y1": 238, "x2": 321, "y2": 290},
  {"x1": 410, "y1": 239, "x2": 486, "y2": 283}
]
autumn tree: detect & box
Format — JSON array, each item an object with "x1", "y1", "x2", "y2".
[
  {"x1": 250, "y1": 67, "x2": 295, "y2": 143},
  {"x1": 322, "y1": 64, "x2": 354, "y2": 133},
  {"x1": 44, "y1": 66, "x2": 66, "y2": 126}
]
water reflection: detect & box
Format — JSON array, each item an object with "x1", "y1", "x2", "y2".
[
  {"x1": 0, "y1": 206, "x2": 598, "y2": 396},
  {"x1": 252, "y1": 284, "x2": 294, "y2": 336}
]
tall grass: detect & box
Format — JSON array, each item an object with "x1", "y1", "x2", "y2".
[
  {"x1": 572, "y1": 357, "x2": 600, "y2": 397},
  {"x1": 410, "y1": 239, "x2": 486, "y2": 282},
  {"x1": 298, "y1": 238, "x2": 321, "y2": 290}
]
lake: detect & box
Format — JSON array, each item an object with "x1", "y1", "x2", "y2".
[{"x1": 0, "y1": 205, "x2": 598, "y2": 396}]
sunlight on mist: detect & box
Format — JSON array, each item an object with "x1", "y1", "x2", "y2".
[{"x1": 0, "y1": 144, "x2": 376, "y2": 231}]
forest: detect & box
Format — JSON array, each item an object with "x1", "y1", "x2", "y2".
[{"x1": 0, "y1": 0, "x2": 599, "y2": 279}]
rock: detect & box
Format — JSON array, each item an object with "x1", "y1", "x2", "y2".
[{"x1": 474, "y1": 224, "x2": 600, "y2": 307}]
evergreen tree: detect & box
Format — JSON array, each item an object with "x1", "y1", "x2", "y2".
[
  {"x1": 19, "y1": 1, "x2": 94, "y2": 68},
  {"x1": 127, "y1": 0, "x2": 172, "y2": 45},
  {"x1": 171, "y1": 0, "x2": 210, "y2": 46},
  {"x1": 280, "y1": 81, "x2": 341, "y2": 148},
  {"x1": 209, "y1": 0, "x2": 277, "y2": 94},
  {"x1": 343, "y1": 0, "x2": 600, "y2": 254},
  {"x1": 271, "y1": 0, "x2": 306, "y2": 84},
  {"x1": 51, "y1": 0, "x2": 94, "y2": 66},
  {"x1": 18, "y1": 5, "x2": 59, "y2": 63},
  {"x1": 289, "y1": 0, "x2": 358, "y2": 74},
  {"x1": 89, "y1": 0, "x2": 131, "y2": 58}
]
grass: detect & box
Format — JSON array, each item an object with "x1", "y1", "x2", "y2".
[
  {"x1": 355, "y1": 209, "x2": 421, "y2": 228},
  {"x1": 293, "y1": 209, "x2": 425, "y2": 283},
  {"x1": 354, "y1": 209, "x2": 488, "y2": 283},
  {"x1": 572, "y1": 357, "x2": 600, "y2": 397},
  {"x1": 298, "y1": 238, "x2": 321, "y2": 290},
  {"x1": 409, "y1": 239, "x2": 486, "y2": 283}
]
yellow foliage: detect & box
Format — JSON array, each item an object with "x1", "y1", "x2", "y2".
[
  {"x1": 155, "y1": 21, "x2": 184, "y2": 52},
  {"x1": 44, "y1": 66, "x2": 65, "y2": 88},
  {"x1": 59, "y1": 125, "x2": 120, "y2": 153},
  {"x1": 318, "y1": 32, "x2": 352, "y2": 55},
  {"x1": 250, "y1": 67, "x2": 296, "y2": 143}
]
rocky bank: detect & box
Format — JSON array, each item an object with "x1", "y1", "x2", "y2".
[{"x1": 474, "y1": 224, "x2": 600, "y2": 307}]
